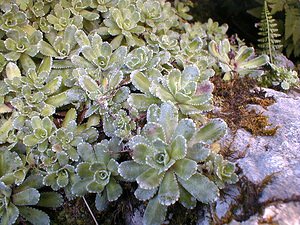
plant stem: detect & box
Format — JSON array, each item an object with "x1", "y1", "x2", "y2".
[{"x1": 83, "y1": 196, "x2": 99, "y2": 225}]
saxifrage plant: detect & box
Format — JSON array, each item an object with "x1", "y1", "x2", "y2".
[
  {"x1": 119, "y1": 102, "x2": 237, "y2": 225},
  {"x1": 208, "y1": 38, "x2": 269, "y2": 80},
  {"x1": 0, "y1": 0, "x2": 246, "y2": 224}
]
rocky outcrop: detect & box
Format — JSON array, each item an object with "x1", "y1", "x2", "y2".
[
  {"x1": 212, "y1": 88, "x2": 300, "y2": 224},
  {"x1": 229, "y1": 202, "x2": 300, "y2": 225},
  {"x1": 231, "y1": 88, "x2": 300, "y2": 203}
]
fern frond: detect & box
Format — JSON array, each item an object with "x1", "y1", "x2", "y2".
[{"x1": 257, "y1": 1, "x2": 283, "y2": 63}]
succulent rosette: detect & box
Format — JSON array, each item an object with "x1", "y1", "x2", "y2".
[
  {"x1": 209, "y1": 38, "x2": 269, "y2": 80},
  {"x1": 119, "y1": 102, "x2": 237, "y2": 225},
  {"x1": 72, "y1": 139, "x2": 123, "y2": 209}
]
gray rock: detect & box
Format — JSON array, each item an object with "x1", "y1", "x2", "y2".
[
  {"x1": 229, "y1": 216, "x2": 258, "y2": 225},
  {"x1": 214, "y1": 185, "x2": 240, "y2": 220},
  {"x1": 230, "y1": 202, "x2": 300, "y2": 225},
  {"x1": 124, "y1": 205, "x2": 145, "y2": 225},
  {"x1": 196, "y1": 207, "x2": 212, "y2": 225},
  {"x1": 226, "y1": 88, "x2": 300, "y2": 203},
  {"x1": 219, "y1": 88, "x2": 300, "y2": 224},
  {"x1": 260, "y1": 202, "x2": 300, "y2": 225}
]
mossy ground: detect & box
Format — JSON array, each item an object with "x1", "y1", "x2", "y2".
[{"x1": 209, "y1": 76, "x2": 278, "y2": 136}]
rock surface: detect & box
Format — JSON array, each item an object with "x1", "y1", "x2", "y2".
[
  {"x1": 229, "y1": 88, "x2": 300, "y2": 203},
  {"x1": 216, "y1": 88, "x2": 300, "y2": 224},
  {"x1": 229, "y1": 202, "x2": 300, "y2": 225},
  {"x1": 125, "y1": 205, "x2": 145, "y2": 225}
]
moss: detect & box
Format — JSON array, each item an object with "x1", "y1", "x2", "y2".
[
  {"x1": 247, "y1": 96, "x2": 275, "y2": 108},
  {"x1": 209, "y1": 76, "x2": 278, "y2": 136},
  {"x1": 240, "y1": 109, "x2": 279, "y2": 136}
]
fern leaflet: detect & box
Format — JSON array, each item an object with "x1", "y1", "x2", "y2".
[{"x1": 257, "y1": 1, "x2": 282, "y2": 63}]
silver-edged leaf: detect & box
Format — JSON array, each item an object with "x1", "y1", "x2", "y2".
[
  {"x1": 157, "y1": 171, "x2": 179, "y2": 206},
  {"x1": 178, "y1": 173, "x2": 219, "y2": 203},
  {"x1": 143, "y1": 196, "x2": 167, "y2": 225}
]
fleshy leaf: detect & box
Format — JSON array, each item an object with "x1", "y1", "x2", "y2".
[
  {"x1": 12, "y1": 188, "x2": 40, "y2": 206},
  {"x1": 170, "y1": 135, "x2": 187, "y2": 160},
  {"x1": 0, "y1": 118, "x2": 13, "y2": 144},
  {"x1": 6, "y1": 62, "x2": 21, "y2": 80},
  {"x1": 37, "y1": 57, "x2": 52, "y2": 75},
  {"x1": 178, "y1": 103, "x2": 213, "y2": 115},
  {"x1": 146, "y1": 104, "x2": 160, "y2": 123},
  {"x1": 239, "y1": 55, "x2": 269, "y2": 69},
  {"x1": 16, "y1": 175, "x2": 44, "y2": 191},
  {"x1": 108, "y1": 70, "x2": 123, "y2": 89},
  {"x1": 43, "y1": 76, "x2": 61, "y2": 95},
  {"x1": 190, "y1": 119, "x2": 227, "y2": 145},
  {"x1": 95, "y1": 192, "x2": 108, "y2": 211},
  {"x1": 43, "y1": 174, "x2": 58, "y2": 190},
  {"x1": 131, "y1": 71, "x2": 151, "y2": 94},
  {"x1": 235, "y1": 46, "x2": 254, "y2": 64},
  {"x1": 113, "y1": 86, "x2": 130, "y2": 103},
  {"x1": 131, "y1": 143, "x2": 153, "y2": 164},
  {"x1": 37, "y1": 192, "x2": 63, "y2": 208},
  {"x1": 118, "y1": 161, "x2": 148, "y2": 181},
  {"x1": 77, "y1": 143, "x2": 95, "y2": 162},
  {"x1": 78, "y1": 75, "x2": 99, "y2": 93},
  {"x1": 86, "y1": 181, "x2": 105, "y2": 193},
  {"x1": 134, "y1": 187, "x2": 158, "y2": 201},
  {"x1": 167, "y1": 70, "x2": 181, "y2": 94},
  {"x1": 76, "y1": 162, "x2": 94, "y2": 178},
  {"x1": 75, "y1": 30, "x2": 90, "y2": 47},
  {"x1": 172, "y1": 119, "x2": 196, "y2": 142},
  {"x1": 40, "y1": 104, "x2": 56, "y2": 117},
  {"x1": 186, "y1": 143, "x2": 210, "y2": 162},
  {"x1": 178, "y1": 173, "x2": 219, "y2": 203},
  {"x1": 71, "y1": 178, "x2": 90, "y2": 196},
  {"x1": 153, "y1": 82, "x2": 175, "y2": 102},
  {"x1": 142, "y1": 122, "x2": 166, "y2": 142},
  {"x1": 136, "y1": 168, "x2": 163, "y2": 190},
  {"x1": 173, "y1": 158, "x2": 197, "y2": 180},
  {"x1": 143, "y1": 196, "x2": 167, "y2": 225},
  {"x1": 57, "y1": 171, "x2": 69, "y2": 188},
  {"x1": 178, "y1": 184, "x2": 197, "y2": 209},
  {"x1": 128, "y1": 94, "x2": 160, "y2": 111},
  {"x1": 18, "y1": 206, "x2": 50, "y2": 225},
  {"x1": 0, "y1": 150, "x2": 23, "y2": 178},
  {"x1": 1, "y1": 202, "x2": 19, "y2": 225},
  {"x1": 71, "y1": 55, "x2": 94, "y2": 68},
  {"x1": 107, "y1": 159, "x2": 119, "y2": 176},
  {"x1": 158, "y1": 171, "x2": 179, "y2": 205},
  {"x1": 39, "y1": 41, "x2": 58, "y2": 57},
  {"x1": 106, "y1": 178, "x2": 122, "y2": 201},
  {"x1": 158, "y1": 102, "x2": 178, "y2": 141}
]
